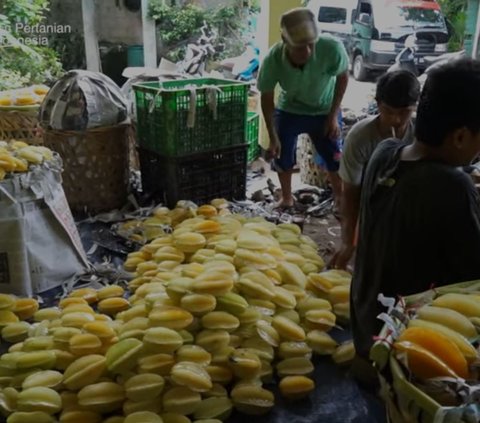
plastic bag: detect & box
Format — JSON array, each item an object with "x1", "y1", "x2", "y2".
[{"x1": 39, "y1": 70, "x2": 128, "y2": 130}]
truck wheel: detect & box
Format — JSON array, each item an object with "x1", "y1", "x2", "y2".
[{"x1": 353, "y1": 54, "x2": 369, "y2": 81}]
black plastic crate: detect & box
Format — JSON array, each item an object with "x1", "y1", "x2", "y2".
[
  {"x1": 139, "y1": 145, "x2": 247, "y2": 208},
  {"x1": 246, "y1": 112, "x2": 260, "y2": 162}
]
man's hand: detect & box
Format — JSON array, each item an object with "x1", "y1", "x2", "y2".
[
  {"x1": 266, "y1": 135, "x2": 281, "y2": 160},
  {"x1": 325, "y1": 114, "x2": 341, "y2": 140},
  {"x1": 260, "y1": 92, "x2": 281, "y2": 160},
  {"x1": 329, "y1": 243, "x2": 355, "y2": 270}
]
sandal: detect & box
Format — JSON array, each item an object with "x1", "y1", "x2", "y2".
[{"x1": 273, "y1": 204, "x2": 296, "y2": 213}]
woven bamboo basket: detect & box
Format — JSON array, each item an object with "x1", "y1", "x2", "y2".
[
  {"x1": 371, "y1": 280, "x2": 480, "y2": 423},
  {"x1": 43, "y1": 124, "x2": 131, "y2": 213},
  {"x1": 129, "y1": 123, "x2": 139, "y2": 171},
  {"x1": 0, "y1": 110, "x2": 43, "y2": 145}
]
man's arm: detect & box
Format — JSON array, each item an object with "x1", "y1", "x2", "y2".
[
  {"x1": 257, "y1": 46, "x2": 280, "y2": 158},
  {"x1": 330, "y1": 121, "x2": 368, "y2": 269},
  {"x1": 261, "y1": 92, "x2": 280, "y2": 158},
  {"x1": 325, "y1": 72, "x2": 349, "y2": 139},
  {"x1": 330, "y1": 71, "x2": 349, "y2": 118},
  {"x1": 335, "y1": 181, "x2": 361, "y2": 267}
]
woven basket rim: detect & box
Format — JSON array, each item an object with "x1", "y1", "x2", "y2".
[
  {"x1": 0, "y1": 110, "x2": 39, "y2": 118},
  {"x1": 43, "y1": 123, "x2": 130, "y2": 136},
  {"x1": 0, "y1": 105, "x2": 40, "y2": 116}
]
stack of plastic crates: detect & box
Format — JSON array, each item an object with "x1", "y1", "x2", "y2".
[
  {"x1": 133, "y1": 78, "x2": 249, "y2": 207},
  {"x1": 246, "y1": 111, "x2": 261, "y2": 163}
]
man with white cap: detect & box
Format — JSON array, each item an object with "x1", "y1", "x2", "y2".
[{"x1": 257, "y1": 7, "x2": 349, "y2": 210}]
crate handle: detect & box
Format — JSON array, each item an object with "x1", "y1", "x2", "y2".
[
  {"x1": 148, "y1": 88, "x2": 162, "y2": 114},
  {"x1": 146, "y1": 82, "x2": 224, "y2": 129},
  {"x1": 206, "y1": 86, "x2": 222, "y2": 121},
  {"x1": 186, "y1": 85, "x2": 222, "y2": 128},
  {"x1": 147, "y1": 79, "x2": 177, "y2": 114},
  {"x1": 187, "y1": 87, "x2": 197, "y2": 129}
]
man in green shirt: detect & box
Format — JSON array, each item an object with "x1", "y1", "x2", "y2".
[{"x1": 257, "y1": 7, "x2": 349, "y2": 209}]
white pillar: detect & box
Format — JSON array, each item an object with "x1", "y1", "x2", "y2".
[
  {"x1": 82, "y1": 0, "x2": 101, "y2": 72},
  {"x1": 142, "y1": 0, "x2": 158, "y2": 68},
  {"x1": 472, "y1": 1, "x2": 480, "y2": 59},
  {"x1": 258, "y1": 0, "x2": 271, "y2": 60}
]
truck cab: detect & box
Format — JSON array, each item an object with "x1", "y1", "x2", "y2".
[
  {"x1": 306, "y1": 0, "x2": 357, "y2": 50},
  {"x1": 350, "y1": 0, "x2": 450, "y2": 80}
]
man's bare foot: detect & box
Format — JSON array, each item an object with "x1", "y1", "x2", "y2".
[{"x1": 274, "y1": 198, "x2": 295, "y2": 210}]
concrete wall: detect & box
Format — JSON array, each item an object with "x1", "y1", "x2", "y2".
[
  {"x1": 95, "y1": 1, "x2": 143, "y2": 45},
  {"x1": 50, "y1": 0, "x2": 143, "y2": 46},
  {"x1": 258, "y1": 0, "x2": 302, "y2": 148},
  {"x1": 49, "y1": 0, "x2": 82, "y2": 32},
  {"x1": 50, "y1": 0, "x2": 238, "y2": 46}
]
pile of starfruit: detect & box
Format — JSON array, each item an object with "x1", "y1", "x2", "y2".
[
  {"x1": 0, "y1": 205, "x2": 355, "y2": 422},
  {"x1": 391, "y1": 292, "x2": 480, "y2": 403},
  {"x1": 0, "y1": 85, "x2": 49, "y2": 107},
  {"x1": 0, "y1": 141, "x2": 54, "y2": 181},
  {"x1": 115, "y1": 200, "x2": 231, "y2": 245}
]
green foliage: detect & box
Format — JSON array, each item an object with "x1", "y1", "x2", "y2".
[
  {"x1": 0, "y1": 68, "x2": 30, "y2": 91},
  {"x1": 149, "y1": 3, "x2": 207, "y2": 45},
  {"x1": 249, "y1": 0, "x2": 260, "y2": 13},
  {"x1": 438, "y1": 0, "x2": 467, "y2": 51},
  {"x1": 0, "y1": 43, "x2": 62, "y2": 89},
  {"x1": 49, "y1": 30, "x2": 86, "y2": 70},
  {"x1": 0, "y1": 0, "x2": 49, "y2": 26},
  {"x1": 167, "y1": 47, "x2": 187, "y2": 63},
  {"x1": 0, "y1": 0, "x2": 63, "y2": 90},
  {"x1": 149, "y1": 1, "x2": 251, "y2": 62}
]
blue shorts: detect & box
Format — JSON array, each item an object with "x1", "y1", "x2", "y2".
[{"x1": 273, "y1": 109, "x2": 343, "y2": 172}]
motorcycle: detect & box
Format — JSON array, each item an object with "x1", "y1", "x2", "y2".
[
  {"x1": 364, "y1": 42, "x2": 465, "y2": 115},
  {"x1": 387, "y1": 33, "x2": 465, "y2": 77},
  {"x1": 417, "y1": 49, "x2": 466, "y2": 87},
  {"x1": 218, "y1": 43, "x2": 260, "y2": 82},
  {"x1": 387, "y1": 34, "x2": 419, "y2": 76},
  {"x1": 177, "y1": 23, "x2": 218, "y2": 77},
  {"x1": 423, "y1": 49, "x2": 466, "y2": 70}
]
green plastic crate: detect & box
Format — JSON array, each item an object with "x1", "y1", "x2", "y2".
[
  {"x1": 133, "y1": 78, "x2": 249, "y2": 157},
  {"x1": 246, "y1": 112, "x2": 260, "y2": 162}
]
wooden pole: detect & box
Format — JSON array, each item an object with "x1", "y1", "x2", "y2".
[{"x1": 81, "y1": 0, "x2": 101, "y2": 72}]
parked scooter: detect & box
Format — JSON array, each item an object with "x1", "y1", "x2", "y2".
[
  {"x1": 177, "y1": 23, "x2": 218, "y2": 77},
  {"x1": 422, "y1": 49, "x2": 466, "y2": 73},
  {"x1": 366, "y1": 45, "x2": 464, "y2": 116},
  {"x1": 387, "y1": 34, "x2": 419, "y2": 76},
  {"x1": 219, "y1": 43, "x2": 260, "y2": 81}
]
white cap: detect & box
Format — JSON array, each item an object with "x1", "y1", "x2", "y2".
[{"x1": 281, "y1": 8, "x2": 318, "y2": 47}]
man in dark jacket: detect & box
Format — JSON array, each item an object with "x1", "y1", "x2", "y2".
[{"x1": 351, "y1": 58, "x2": 480, "y2": 359}]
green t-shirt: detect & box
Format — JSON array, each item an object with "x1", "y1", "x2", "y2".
[{"x1": 257, "y1": 35, "x2": 349, "y2": 116}]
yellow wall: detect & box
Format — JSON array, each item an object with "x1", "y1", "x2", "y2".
[
  {"x1": 258, "y1": 0, "x2": 302, "y2": 149},
  {"x1": 268, "y1": 0, "x2": 302, "y2": 46}
]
